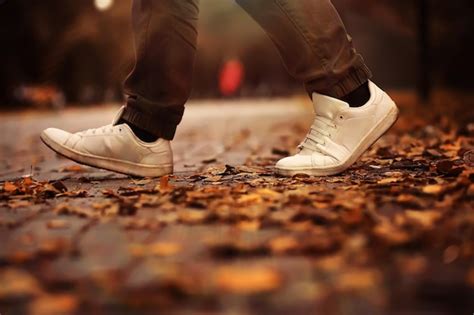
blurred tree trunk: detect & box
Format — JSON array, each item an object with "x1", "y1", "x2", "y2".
[{"x1": 418, "y1": 0, "x2": 431, "y2": 102}]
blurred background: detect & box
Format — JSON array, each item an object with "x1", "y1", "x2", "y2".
[{"x1": 0, "y1": 0, "x2": 473, "y2": 109}]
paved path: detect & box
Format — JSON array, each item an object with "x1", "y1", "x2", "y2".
[
  {"x1": 0, "y1": 96, "x2": 473, "y2": 315},
  {"x1": 0, "y1": 98, "x2": 310, "y2": 181}
]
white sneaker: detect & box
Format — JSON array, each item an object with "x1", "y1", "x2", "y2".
[
  {"x1": 40, "y1": 107, "x2": 173, "y2": 177},
  {"x1": 276, "y1": 81, "x2": 399, "y2": 176}
]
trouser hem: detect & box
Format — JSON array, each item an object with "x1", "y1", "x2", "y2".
[
  {"x1": 307, "y1": 62, "x2": 373, "y2": 98},
  {"x1": 119, "y1": 97, "x2": 183, "y2": 140}
]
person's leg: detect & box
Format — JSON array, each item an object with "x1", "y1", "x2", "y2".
[
  {"x1": 121, "y1": 0, "x2": 200, "y2": 141},
  {"x1": 235, "y1": 0, "x2": 371, "y2": 103},
  {"x1": 236, "y1": 0, "x2": 399, "y2": 176},
  {"x1": 40, "y1": 0, "x2": 200, "y2": 177}
]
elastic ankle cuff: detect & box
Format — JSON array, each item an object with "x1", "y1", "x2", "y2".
[
  {"x1": 120, "y1": 106, "x2": 177, "y2": 140},
  {"x1": 307, "y1": 63, "x2": 372, "y2": 99},
  {"x1": 329, "y1": 64, "x2": 372, "y2": 98}
]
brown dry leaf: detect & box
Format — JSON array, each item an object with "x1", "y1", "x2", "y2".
[
  {"x1": 336, "y1": 269, "x2": 381, "y2": 291},
  {"x1": 436, "y1": 160, "x2": 464, "y2": 176},
  {"x1": 57, "y1": 190, "x2": 88, "y2": 198},
  {"x1": 8, "y1": 250, "x2": 34, "y2": 264},
  {"x1": 467, "y1": 184, "x2": 474, "y2": 197},
  {"x1": 101, "y1": 189, "x2": 118, "y2": 198},
  {"x1": 133, "y1": 179, "x2": 152, "y2": 186},
  {"x1": 269, "y1": 209, "x2": 298, "y2": 224},
  {"x1": 236, "y1": 205, "x2": 268, "y2": 220},
  {"x1": 440, "y1": 140, "x2": 462, "y2": 157},
  {"x1": 313, "y1": 254, "x2": 345, "y2": 272},
  {"x1": 156, "y1": 211, "x2": 179, "y2": 224},
  {"x1": 29, "y1": 294, "x2": 79, "y2": 315},
  {"x1": 61, "y1": 165, "x2": 86, "y2": 173},
  {"x1": 0, "y1": 268, "x2": 42, "y2": 301},
  {"x1": 463, "y1": 150, "x2": 474, "y2": 167},
  {"x1": 340, "y1": 207, "x2": 363, "y2": 225},
  {"x1": 38, "y1": 239, "x2": 69, "y2": 255},
  {"x1": 255, "y1": 188, "x2": 281, "y2": 200},
  {"x1": 55, "y1": 203, "x2": 97, "y2": 219},
  {"x1": 269, "y1": 236, "x2": 299, "y2": 254},
  {"x1": 405, "y1": 210, "x2": 443, "y2": 229},
  {"x1": 104, "y1": 203, "x2": 120, "y2": 216},
  {"x1": 128, "y1": 244, "x2": 146, "y2": 257},
  {"x1": 158, "y1": 175, "x2": 175, "y2": 192},
  {"x1": 149, "y1": 242, "x2": 182, "y2": 257},
  {"x1": 130, "y1": 242, "x2": 182, "y2": 257},
  {"x1": 372, "y1": 222, "x2": 412, "y2": 246},
  {"x1": 22, "y1": 176, "x2": 34, "y2": 186},
  {"x1": 236, "y1": 220, "x2": 261, "y2": 231},
  {"x1": 8, "y1": 199, "x2": 33, "y2": 209},
  {"x1": 237, "y1": 194, "x2": 263, "y2": 205},
  {"x1": 46, "y1": 219, "x2": 70, "y2": 229},
  {"x1": 93, "y1": 200, "x2": 127, "y2": 216},
  {"x1": 178, "y1": 208, "x2": 209, "y2": 224},
  {"x1": 396, "y1": 194, "x2": 427, "y2": 207},
  {"x1": 396, "y1": 255, "x2": 428, "y2": 275},
  {"x1": 215, "y1": 266, "x2": 282, "y2": 294},
  {"x1": 443, "y1": 245, "x2": 460, "y2": 264}
]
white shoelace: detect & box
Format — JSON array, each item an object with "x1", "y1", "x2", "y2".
[
  {"x1": 79, "y1": 124, "x2": 115, "y2": 136},
  {"x1": 298, "y1": 115, "x2": 337, "y2": 153}
]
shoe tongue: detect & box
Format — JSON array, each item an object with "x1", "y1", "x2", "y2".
[
  {"x1": 112, "y1": 106, "x2": 126, "y2": 125},
  {"x1": 312, "y1": 92, "x2": 349, "y2": 119}
]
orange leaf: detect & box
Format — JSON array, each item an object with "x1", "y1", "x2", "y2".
[
  {"x1": 215, "y1": 266, "x2": 282, "y2": 294},
  {"x1": 3, "y1": 182, "x2": 17, "y2": 193}
]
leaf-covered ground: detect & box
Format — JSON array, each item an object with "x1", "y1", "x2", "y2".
[{"x1": 0, "y1": 94, "x2": 473, "y2": 315}]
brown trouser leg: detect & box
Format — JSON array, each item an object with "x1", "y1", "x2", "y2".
[
  {"x1": 122, "y1": 0, "x2": 200, "y2": 140},
  {"x1": 122, "y1": 0, "x2": 371, "y2": 140}
]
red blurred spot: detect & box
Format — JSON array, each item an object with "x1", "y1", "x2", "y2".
[{"x1": 219, "y1": 59, "x2": 244, "y2": 97}]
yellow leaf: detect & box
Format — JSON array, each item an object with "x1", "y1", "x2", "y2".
[
  {"x1": 377, "y1": 177, "x2": 400, "y2": 184},
  {"x1": 422, "y1": 184, "x2": 443, "y2": 194},
  {"x1": 405, "y1": 210, "x2": 442, "y2": 229}
]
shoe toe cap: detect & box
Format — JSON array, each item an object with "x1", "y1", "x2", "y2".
[
  {"x1": 276, "y1": 153, "x2": 339, "y2": 170},
  {"x1": 41, "y1": 128, "x2": 72, "y2": 146},
  {"x1": 276, "y1": 155, "x2": 312, "y2": 169}
]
